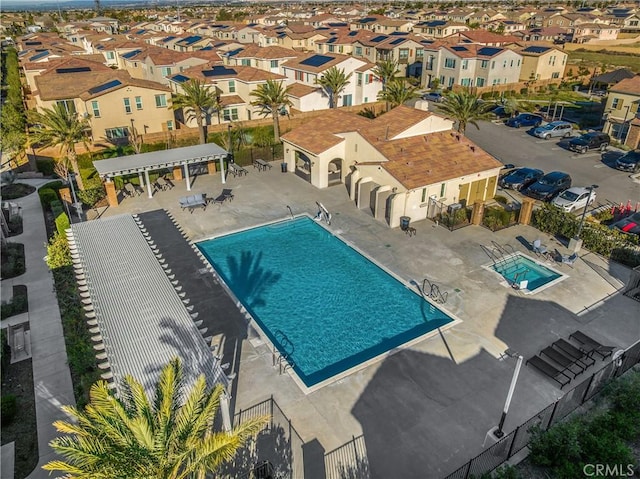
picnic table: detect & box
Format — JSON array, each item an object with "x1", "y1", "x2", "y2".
[
  {"x1": 228, "y1": 162, "x2": 249, "y2": 177},
  {"x1": 253, "y1": 158, "x2": 272, "y2": 171}
]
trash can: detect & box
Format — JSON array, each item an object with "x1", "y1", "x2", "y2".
[
  {"x1": 400, "y1": 216, "x2": 411, "y2": 230},
  {"x1": 281, "y1": 162, "x2": 287, "y2": 173}
]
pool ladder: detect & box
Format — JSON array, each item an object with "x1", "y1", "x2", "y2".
[
  {"x1": 421, "y1": 278, "x2": 448, "y2": 304},
  {"x1": 272, "y1": 330, "x2": 295, "y2": 375}
]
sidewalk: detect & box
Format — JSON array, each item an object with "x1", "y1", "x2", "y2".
[{"x1": 1, "y1": 179, "x2": 75, "y2": 479}]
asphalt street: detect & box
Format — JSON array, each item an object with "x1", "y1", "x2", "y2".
[{"x1": 464, "y1": 119, "x2": 640, "y2": 207}]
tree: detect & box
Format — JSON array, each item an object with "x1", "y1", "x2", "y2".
[
  {"x1": 372, "y1": 60, "x2": 399, "y2": 111},
  {"x1": 250, "y1": 79, "x2": 292, "y2": 143},
  {"x1": 28, "y1": 104, "x2": 90, "y2": 190},
  {"x1": 315, "y1": 66, "x2": 352, "y2": 109},
  {"x1": 43, "y1": 358, "x2": 268, "y2": 479},
  {"x1": 438, "y1": 89, "x2": 493, "y2": 134},
  {"x1": 171, "y1": 79, "x2": 216, "y2": 145},
  {"x1": 377, "y1": 79, "x2": 420, "y2": 108}
]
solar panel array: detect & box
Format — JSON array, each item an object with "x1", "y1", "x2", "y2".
[
  {"x1": 56, "y1": 66, "x2": 92, "y2": 73},
  {"x1": 202, "y1": 65, "x2": 238, "y2": 77},
  {"x1": 451, "y1": 45, "x2": 468, "y2": 51},
  {"x1": 523, "y1": 46, "x2": 550, "y2": 53},
  {"x1": 25, "y1": 41, "x2": 43, "y2": 45},
  {"x1": 121, "y1": 49, "x2": 142, "y2": 59},
  {"x1": 300, "y1": 54, "x2": 334, "y2": 67},
  {"x1": 390, "y1": 31, "x2": 409, "y2": 36},
  {"x1": 171, "y1": 74, "x2": 190, "y2": 83},
  {"x1": 88, "y1": 79, "x2": 122, "y2": 95},
  {"x1": 478, "y1": 47, "x2": 503, "y2": 57},
  {"x1": 360, "y1": 17, "x2": 376, "y2": 23},
  {"x1": 162, "y1": 36, "x2": 176, "y2": 43},
  {"x1": 28, "y1": 51, "x2": 49, "y2": 61},
  {"x1": 390, "y1": 38, "x2": 405, "y2": 45},
  {"x1": 371, "y1": 35, "x2": 388, "y2": 42},
  {"x1": 348, "y1": 31, "x2": 358, "y2": 36},
  {"x1": 181, "y1": 35, "x2": 202, "y2": 45}
]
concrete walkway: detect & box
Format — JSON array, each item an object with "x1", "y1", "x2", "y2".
[{"x1": 1, "y1": 179, "x2": 75, "y2": 479}]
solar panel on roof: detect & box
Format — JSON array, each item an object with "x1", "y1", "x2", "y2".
[
  {"x1": 348, "y1": 31, "x2": 358, "y2": 36},
  {"x1": 371, "y1": 35, "x2": 388, "y2": 42},
  {"x1": 121, "y1": 49, "x2": 142, "y2": 59},
  {"x1": 135, "y1": 29, "x2": 146, "y2": 34},
  {"x1": 326, "y1": 38, "x2": 337, "y2": 44},
  {"x1": 18, "y1": 50, "x2": 29, "y2": 57},
  {"x1": 327, "y1": 23, "x2": 347, "y2": 27},
  {"x1": 172, "y1": 74, "x2": 190, "y2": 83},
  {"x1": 199, "y1": 46, "x2": 213, "y2": 51},
  {"x1": 202, "y1": 66, "x2": 237, "y2": 77},
  {"x1": 162, "y1": 36, "x2": 176, "y2": 42},
  {"x1": 56, "y1": 66, "x2": 92, "y2": 73},
  {"x1": 390, "y1": 38, "x2": 404, "y2": 45},
  {"x1": 451, "y1": 45, "x2": 468, "y2": 51},
  {"x1": 300, "y1": 54, "x2": 334, "y2": 67},
  {"x1": 523, "y1": 46, "x2": 550, "y2": 53},
  {"x1": 478, "y1": 47, "x2": 502, "y2": 56},
  {"x1": 390, "y1": 31, "x2": 408, "y2": 36},
  {"x1": 88, "y1": 79, "x2": 122, "y2": 95},
  {"x1": 224, "y1": 48, "x2": 243, "y2": 57},
  {"x1": 25, "y1": 41, "x2": 42, "y2": 45},
  {"x1": 361, "y1": 17, "x2": 376, "y2": 23},
  {"x1": 28, "y1": 51, "x2": 49, "y2": 61}
]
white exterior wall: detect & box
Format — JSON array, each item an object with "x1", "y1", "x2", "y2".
[{"x1": 485, "y1": 50, "x2": 522, "y2": 86}]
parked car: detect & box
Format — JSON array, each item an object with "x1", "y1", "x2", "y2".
[
  {"x1": 524, "y1": 171, "x2": 572, "y2": 201},
  {"x1": 614, "y1": 150, "x2": 640, "y2": 173},
  {"x1": 499, "y1": 167, "x2": 544, "y2": 191},
  {"x1": 505, "y1": 113, "x2": 543, "y2": 128},
  {"x1": 422, "y1": 92, "x2": 445, "y2": 103},
  {"x1": 487, "y1": 105, "x2": 511, "y2": 119},
  {"x1": 610, "y1": 211, "x2": 640, "y2": 236},
  {"x1": 551, "y1": 186, "x2": 597, "y2": 212},
  {"x1": 533, "y1": 121, "x2": 574, "y2": 140},
  {"x1": 567, "y1": 132, "x2": 610, "y2": 154}
]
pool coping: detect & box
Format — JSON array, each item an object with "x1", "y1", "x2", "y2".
[
  {"x1": 482, "y1": 252, "x2": 568, "y2": 295},
  {"x1": 195, "y1": 214, "x2": 463, "y2": 395}
]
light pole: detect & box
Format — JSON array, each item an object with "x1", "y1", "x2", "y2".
[
  {"x1": 570, "y1": 184, "x2": 598, "y2": 252},
  {"x1": 493, "y1": 353, "x2": 523, "y2": 439}
]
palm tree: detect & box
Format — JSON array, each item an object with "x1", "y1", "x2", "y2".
[
  {"x1": 315, "y1": 66, "x2": 352, "y2": 109},
  {"x1": 250, "y1": 79, "x2": 292, "y2": 143},
  {"x1": 171, "y1": 79, "x2": 216, "y2": 144},
  {"x1": 377, "y1": 79, "x2": 420, "y2": 108},
  {"x1": 28, "y1": 103, "x2": 90, "y2": 190},
  {"x1": 438, "y1": 89, "x2": 494, "y2": 134},
  {"x1": 372, "y1": 60, "x2": 399, "y2": 111},
  {"x1": 43, "y1": 358, "x2": 268, "y2": 479}
]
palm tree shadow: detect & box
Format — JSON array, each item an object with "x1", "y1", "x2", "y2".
[{"x1": 225, "y1": 250, "x2": 281, "y2": 310}]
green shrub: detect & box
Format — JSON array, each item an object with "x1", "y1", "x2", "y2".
[
  {"x1": 45, "y1": 232, "x2": 72, "y2": 270},
  {"x1": 0, "y1": 242, "x2": 25, "y2": 279},
  {"x1": 54, "y1": 210, "x2": 70, "y2": 235},
  {"x1": 1, "y1": 394, "x2": 18, "y2": 424},
  {"x1": 494, "y1": 195, "x2": 508, "y2": 205},
  {"x1": 0, "y1": 329, "x2": 10, "y2": 379},
  {"x1": 42, "y1": 180, "x2": 64, "y2": 191},
  {"x1": 77, "y1": 186, "x2": 106, "y2": 207},
  {"x1": 38, "y1": 187, "x2": 58, "y2": 208},
  {"x1": 36, "y1": 158, "x2": 55, "y2": 176},
  {"x1": 0, "y1": 285, "x2": 28, "y2": 320}
]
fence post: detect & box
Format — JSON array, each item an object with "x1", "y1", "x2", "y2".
[
  {"x1": 547, "y1": 400, "x2": 560, "y2": 430},
  {"x1": 581, "y1": 372, "x2": 596, "y2": 404},
  {"x1": 270, "y1": 395, "x2": 274, "y2": 430},
  {"x1": 506, "y1": 427, "x2": 518, "y2": 458}
]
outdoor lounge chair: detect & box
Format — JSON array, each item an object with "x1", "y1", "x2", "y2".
[
  {"x1": 569, "y1": 330, "x2": 615, "y2": 359},
  {"x1": 552, "y1": 338, "x2": 595, "y2": 368},
  {"x1": 155, "y1": 177, "x2": 173, "y2": 191},
  {"x1": 179, "y1": 194, "x2": 207, "y2": 213},
  {"x1": 212, "y1": 188, "x2": 234, "y2": 205},
  {"x1": 540, "y1": 346, "x2": 585, "y2": 378},
  {"x1": 532, "y1": 239, "x2": 547, "y2": 256},
  {"x1": 526, "y1": 355, "x2": 571, "y2": 388},
  {"x1": 124, "y1": 183, "x2": 139, "y2": 198},
  {"x1": 561, "y1": 252, "x2": 578, "y2": 267}
]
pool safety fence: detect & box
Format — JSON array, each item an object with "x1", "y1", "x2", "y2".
[
  {"x1": 443, "y1": 339, "x2": 640, "y2": 479},
  {"x1": 325, "y1": 435, "x2": 369, "y2": 479},
  {"x1": 222, "y1": 395, "x2": 305, "y2": 479}
]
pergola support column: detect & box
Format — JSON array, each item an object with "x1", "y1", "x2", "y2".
[
  {"x1": 144, "y1": 170, "x2": 153, "y2": 199},
  {"x1": 138, "y1": 172, "x2": 145, "y2": 191},
  {"x1": 104, "y1": 179, "x2": 118, "y2": 207},
  {"x1": 184, "y1": 163, "x2": 191, "y2": 191},
  {"x1": 173, "y1": 166, "x2": 183, "y2": 181}
]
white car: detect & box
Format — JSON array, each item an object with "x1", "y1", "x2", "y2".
[{"x1": 551, "y1": 187, "x2": 596, "y2": 213}]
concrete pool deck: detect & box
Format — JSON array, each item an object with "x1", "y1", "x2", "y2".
[{"x1": 95, "y1": 162, "x2": 640, "y2": 477}]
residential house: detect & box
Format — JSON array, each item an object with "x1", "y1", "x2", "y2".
[
  {"x1": 168, "y1": 63, "x2": 286, "y2": 126},
  {"x1": 515, "y1": 45, "x2": 567, "y2": 82},
  {"x1": 467, "y1": 9, "x2": 507, "y2": 25},
  {"x1": 352, "y1": 34, "x2": 426, "y2": 77},
  {"x1": 422, "y1": 43, "x2": 522, "y2": 89},
  {"x1": 515, "y1": 27, "x2": 570, "y2": 43},
  {"x1": 350, "y1": 15, "x2": 386, "y2": 31},
  {"x1": 227, "y1": 45, "x2": 300, "y2": 74},
  {"x1": 280, "y1": 52, "x2": 381, "y2": 109},
  {"x1": 32, "y1": 68, "x2": 174, "y2": 143},
  {"x1": 484, "y1": 20, "x2": 527, "y2": 33},
  {"x1": 444, "y1": 30, "x2": 520, "y2": 47},
  {"x1": 603, "y1": 75, "x2": 640, "y2": 148},
  {"x1": 316, "y1": 30, "x2": 375, "y2": 56},
  {"x1": 572, "y1": 23, "x2": 620, "y2": 43},
  {"x1": 280, "y1": 105, "x2": 503, "y2": 227},
  {"x1": 22, "y1": 56, "x2": 109, "y2": 95},
  {"x1": 412, "y1": 20, "x2": 469, "y2": 39},
  {"x1": 372, "y1": 19, "x2": 415, "y2": 34}
]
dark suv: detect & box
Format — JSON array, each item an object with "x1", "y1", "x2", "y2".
[
  {"x1": 499, "y1": 167, "x2": 544, "y2": 191},
  {"x1": 614, "y1": 150, "x2": 640, "y2": 173},
  {"x1": 568, "y1": 132, "x2": 610, "y2": 154},
  {"x1": 505, "y1": 113, "x2": 543, "y2": 128},
  {"x1": 524, "y1": 171, "x2": 572, "y2": 201}
]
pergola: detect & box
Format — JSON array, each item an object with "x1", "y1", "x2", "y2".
[{"x1": 94, "y1": 143, "x2": 229, "y2": 206}]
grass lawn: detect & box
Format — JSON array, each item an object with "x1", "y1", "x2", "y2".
[{"x1": 567, "y1": 49, "x2": 640, "y2": 72}]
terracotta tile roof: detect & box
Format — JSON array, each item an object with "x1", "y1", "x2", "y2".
[
  {"x1": 220, "y1": 95, "x2": 245, "y2": 107},
  {"x1": 450, "y1": 30, "x2": 520, "y2": 45},
  {"x1": 23, "y1": 55, "x2": 109, "y2": 72},
  {"x1": 281, "y1": 109, "x2": 371, "y2": 154},
  {"x1": 286, "y1": 82, "x2": 319, "y2": 98},
  {"x1": 378, "y1": 131, "x2": 503, "y2": 189},
  {"x1": 355, "y1": 61, "x2": 376, "y2": 72},
  {"x1": 364, "y1": 105, "x2": 434, "y2": 142},
  {"x1": 610, "y1": 74, "x2": 640, "y2": 95},
  {"x1": 234, "y1": 44, "x2": 301, "y2": 60},
  {"x1": 177, "y1": 62, "x2": 286, "y2": 83}
]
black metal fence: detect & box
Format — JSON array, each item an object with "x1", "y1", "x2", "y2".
[
  {"x1": 426, "y1": 198, "x2": 472, "y2": 231},
  {"x1": 443, "y1": 340, "x2": 640, "y2": 479},
  {"x1": 234, "y1": 145, "x2": 284, "y2": 167},
  {"x1": 222, "y1": 396, "x2": 305, "y2": 479},
  {"x1": 325, "y1": 435, "x2": 369, "y2": 479},
  {"x1": 480, "y1": 203, "x2": 521, "y2": 232}
]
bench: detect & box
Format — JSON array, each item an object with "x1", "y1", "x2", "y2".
[
  {"x1": 228, "y1": 162, "x2": 248, "y2": 177},
  {"x1": 253, "y1": 159, "x2": 272, "y2": 171},
  {"x1": 179, "y1": 194, "x2": 207, "y2": 213},
  {"x1": 526, "y1": 355, "x2": 571, "y2": 388}
]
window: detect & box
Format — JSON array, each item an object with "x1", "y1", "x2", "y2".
[
  {"x1": 355, "y1": 46, "x2": 362, "y2": 56},
  {"x1": 399, "y1": 49, "x2": 409, "y2": 60},
  {"x1": 448, "y1": 76, "x2": 454, "y2": 87},
  {"x1": 241, "y1": 59, "x2": 251, "y2": 66},
  {"x1": 491, "y1": 61, "x2": 495, "y2": 69},
  {"x1": 357, "y1": 72, "x2": 363, "y2": 86},
  {"x1": 364, "y1": 97, "x2": 368, "y2": 103},
  {"x1": 517, "y1": 59, "x2": 521, "y2": 67},
  {"x1": 155, "y1": 94, "x2": 167, "y2": 107},
  {"x1": 461, "y1": 78, "x2": 472, "y2": 86},
  {"x1": 365, "y1": 48, "x2": 371, "y2": 55},
  {"x1": 421, "y1": 188, "x2": 426, "y2": 202},
  {"x1": 510, "y1": 60, "x2": 514, "y2": 67},
  {"x1": 476, "y1": 77, "x2": 485, "y2": 87},
  {"x1": 503, "y1": 60, "x2": 507, "y2": 68},
  {"x1": 612, "y1": 98, "x2": 623, "y2": 109},
  {"x1": 440, "y1": 183, "x2": 446, "y2": 197},
  {"x1": 416, "y1": 48, "x2": 424, "y2": 60},
  {"x1": 161, "y1": 67, "x2": 172, "y2": 77},
  {"x1": 91, "y1": 100, "x2": 100, "y2": 117},
  {"x1": 167, "y1": 120, "x2": 173, "y2": 131},
  {"x1": 295, "y1": 70, "x2": 303, "y2": 81},
  {"x1": 270, "y1": 60, "x2": 278, "y2": 68},
  {"x1": 462, "y1": 59, "x2": 469, "y2": 70},
  {"x1": 551, "y1": 72, "x2": 560, "y2": 79},
  {"x1": 106, "y1": 51, "x2": 115, "y2": 60},
  {"x1": 426, "y1": 55, "x2": 435, "y2": 70},
  {"x1": 480, "y1": 60, "x2": 489, "y2": 68},
  {"x1": 228, "y1": 80, "x2": 236, "y2": 93},
  {"x1": 135, "y1": 96, "x2": 143, "y2": 110},
  {"x1": 444, "y1": 58, "x2": 456, "y2": 68},
  {"x1": 328, "y1": 45, "x2": 335, "y2": 53},
  {"x1": 55, "y1": 99, "x2": 76, "y2": 115},
  {"x1": 549, "y1": 55, "x2": 556, "y2": 66},
  {"x1": 223, "y1": 108, "x2": 238, "y2": 121},
  {"x1": 105, "y1": 127, "x2": 129, "y2": 139},
  {"x1": 123, "y1": 97, "x2": 132, "y2": 114}
]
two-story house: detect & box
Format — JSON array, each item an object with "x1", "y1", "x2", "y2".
[
  {"x1": 352, "y1": 34, "x2": 425, "y2": 77},
  {"x1": 412, "y1": 20, "x2": 469, "y2": 38},
  {"x1": 227, "y1": 44, "x2": 300, "y2": 74},
  {"x1": 515, "y1": 45, "x2": 567, "y2": 82},
  {"x1": 603, "y1": 75, "x2": 640, "y2": 148}
]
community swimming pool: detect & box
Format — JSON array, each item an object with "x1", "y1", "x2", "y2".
[
  {"x1": 197, "y1": 216, "x2": 456, "y2": 389},
  {"x1": 491, "y1": 253, "x2": 565, "y2": 293}
]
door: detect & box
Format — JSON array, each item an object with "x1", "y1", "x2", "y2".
[
  {"x1": 459, "y1": 183, "x2": 470, "y2": 204},
  {"x1": 342, "y1": 94, "x2": 353, "y2": 107},
  {"x1": 486, "y1": 176, "x2": 497, "y2": 199},
  {"x1": 468, "y1": 178, "x2": 487, "y2": 203}
]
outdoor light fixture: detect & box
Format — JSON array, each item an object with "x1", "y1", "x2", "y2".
[
  {"x1": 493, "y1": 350, "x2": 523, "y2": 439},
  {"x1": 570, "y1": 184, "x2": 598, "y2": 253}
]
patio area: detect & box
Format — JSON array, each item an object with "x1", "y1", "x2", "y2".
[{"x1": 92, "y1": 160, "x2": 640, "y2": 477}]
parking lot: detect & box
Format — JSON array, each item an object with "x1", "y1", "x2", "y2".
[{"x1": 464, "y1": 119, "x2": 640, "y2": 208}]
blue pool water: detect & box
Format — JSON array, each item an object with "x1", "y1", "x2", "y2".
[
  {"x1": 492, "y1": 254, "x2": 562, "y2": 291},
  {"x1": 197, "y1": 216, "x2": 454, "y2": 387}
]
